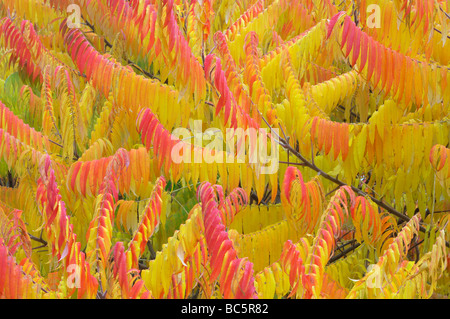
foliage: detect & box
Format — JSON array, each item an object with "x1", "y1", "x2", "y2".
[{"x1": 0, "y1": 0, "x2": 449, "y2": 299}]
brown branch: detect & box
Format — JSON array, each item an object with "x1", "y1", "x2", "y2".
[
  {"x1": 29, "y1": 233, "x2": 47, "y2": 247},
  {"x1": 81, "y1": 16, "x2": 159, "y2": 80},
  {"x1": 278, "y1": 138, "x2": 408, "y2": 220},
  {"x1": 439, "y1": 6, "x2": 450, "y2": 21},
  {"x1": 432, "y1": 209, "x2": 450, "y2": 214},
  {"x1": 433, "y1": 27, "x2": 450, "y2": 41},
  {"x1": 278, "y1": 138, "x2": 450, "y2": 248},
  {"x1": 328, "y1": 240, "x2": 361, "y2": 264},
  {"x1": 278, "y1": 161, "x2": 306, "y2": 166},
  {"x1": 408, "y1": 238, "x2": 424, "y2": 256},
  {"x1": 255, "y1": 106, "x2": 450, "y2": 249},
  {"x1": 127, "y1": 60, "x2": 160, "y2": 80},
  {"x1": 146, "y1": 240, "x2": 156, "y2": 260},
  {"x1": 325, "y1": 185, "x2": 341, "y2": 197}
]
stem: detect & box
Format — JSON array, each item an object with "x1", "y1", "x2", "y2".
[
  {"x1": 146, "y1": 240, "x2": 157, "y2": 260},
  {"x1": 278, "y1": 161, "x2": 306, "y2": 166},
  {"x1": 328, "y1": 241, "x2": 361, "y2": 264},
  {"x1": 29, "y1": 233, "x2": 48, "y2": 247},
  {"x1": 439, "y1": 6, "x2": 450, "y2": 20},
  {"x1": 433, "y1": 27, "x2": 450, "y2": 40}
]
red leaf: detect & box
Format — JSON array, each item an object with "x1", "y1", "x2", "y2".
[
  {"x1": 384, "y1": 48, "x2": 394, "y2": 98},
  {"x1": 372, "y1": 42, "x2": 383, "y2": 89},
  {"x1": 327, "y1": 12, "x2": 345, "y2": 39},
  {"x1": 345, "y1": 20, "x2": 355, "y2": 58},
  {"x1": 341, "y1": 16, "x2": 351, "y2": 50},
  {"x1": 351, "y1": 28, "x2": 361, "y2": 66},
  {"x1": 332, "y1": 123, "x2": 341, "y2": 161},
  {"x1": 359, "y1": 32, "x2": 368, "y2": 72},
  {"x1": 367, "y1": 35, "x2": 377, "y2": 83}
]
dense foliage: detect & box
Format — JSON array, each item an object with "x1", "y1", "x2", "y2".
[{"x1": 0, "y1": 0, "x2": 449, "y2": 299}]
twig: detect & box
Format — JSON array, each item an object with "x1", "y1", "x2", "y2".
[
  {"x1": 32, "y1": 244, "x2": 46, "y2": 250},
  {"x1": 29, "y1": 233, "x2": 47, "y2": 247},
  {"x1": 439, "y1": 6, "x2": 450, "y2": 21},
  {"x1": 81, "y1": 15, "x2": 95, "y2": 32},
  {"x1": 433, "y1": 27, "x2": 450, "y2": 40},
  {"x1": 410, "y1": 237, "x2": 422, "y2": 262},
  {"x1": 432, "y1": 209, "x2": 450, "y2": 214},
  {"x1": 328, "y1": 241, "x2": 361, "y2": 264},
  {"x1": 258, "y1": 110, "x2": 450, "y2": 248},
  {"x1": 81, "y1": 16, "x2": 159, "y2": 80},
  {"x1": 20, "y1": 269, "x2": 49, "y2": 294},
  {"x1": 208, "y1": 45, "x2": 216, "y2": 56},
  {"x1": 278, "y1": 161, "x2": 306, "y2": 166},
  {"x1": 249, "y1": 191, "x2": 259, "y2": 205},
  {"x1": 325, "y1": 185, "x2": 341, "y2": 197},
  {"x1": 127, "y1": 60, "x2": 160, "y2": 80},
  {"x1": 338, "y1": 229, "x2": 354, "y2": 241},
  {"x1": 146, "y1": 240, "x2": 157, "y2": 260}
]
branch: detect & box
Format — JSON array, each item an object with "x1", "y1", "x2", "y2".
[
  {"x1": 81, "y1": 16, "x2": 159, "y2": 80},
  {"x1": 433, "y1": 27, "x2": 450, "y2": 41},
  {"x1": 28, "y1": 233, "x2": 47, "y2": 247},
  {"x1": 439, "y1": 6, "x2": 450, "y2": 21},
  {"x1": 146, "y1": 240, "x2": 156, "y2": 260},
  {"x1": 126, "y1": 60, "x2": 160, "y2": 80},
  {"x1": 278, "y1": 161, "x2": 306, "y2": 166},
  {"x1": 278, "y1": 137, "x2": 450, "y2": 248},
  {"x1": 328, "y1": 240, "x2": 361, "y2": 265},
  {"x1": 255, "y1": 107, "x2": 450, "y2": 249},
  {"x1": 278, "y1": 138, "x2": 408, "y2": 220}
]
